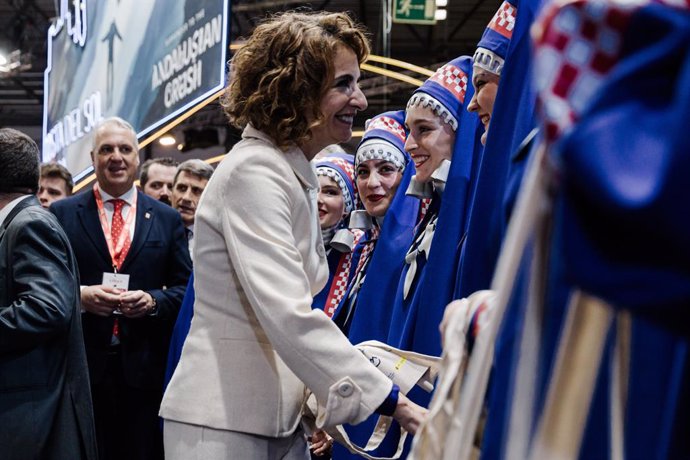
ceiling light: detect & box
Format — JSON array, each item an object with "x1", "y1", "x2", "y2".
[
  {"x1": 0, "y1": 50, "x2": 31, "y2": 75},
  {"x1": 158, "y1": 134, "x2": 176, "y2": 146},
  {"x1": 437, "y1": 0, "x2": 448, "y2": 6},
  {"x1": 435, "y1": 9, "x2": 448, "y2": 21}
]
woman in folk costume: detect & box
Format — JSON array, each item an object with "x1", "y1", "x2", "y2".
[
  {"x1": 493, "y1": 1, "x2": 690, "y2": 458},
  {"x1": 312, "y1": 153, "x2": 363, "y2": 318},
  {"x1": 337, "y1": 57, "x2": 483, "y2": 460},
  {"x1": 450, "y1": 0, "x2": 551, "y2": 457},
  {"x1": 454, "y1": 0, "x2": 523, "y2": 300},
  {"x1": 331, "y1": 110, "x2": 418, "y2": 337},
  {"x1": 387, "y1": 54, "x2": 482, "y2": 361},
  {"x1": 330, "y1": 111, "x2": 423, "y2": 460},
  {"x1": 466, "y1": 0, "x2": 532, "y2": 227},
  {"x1": 422, "y1": 1, "x2": 690, "y2": 459}
]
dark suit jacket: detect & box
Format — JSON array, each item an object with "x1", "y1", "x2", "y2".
[
  {"x1": 0, "y1": 196, "x2": 98, "y2": 460},
  {"x1": 51, "y1": 189, "x2": 192, "y2": 390}
]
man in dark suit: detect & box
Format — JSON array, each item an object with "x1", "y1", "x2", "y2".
[
  {"x1": 51, "y1": 117, "x2": 192, "y2": 460},
  {"x1": 0, "y1": 128, "x2": 98, "y2": 460}
]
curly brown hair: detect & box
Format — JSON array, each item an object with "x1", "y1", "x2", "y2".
[{"x1": 222, "y1": 11, "x2": 370, "y2": 150}]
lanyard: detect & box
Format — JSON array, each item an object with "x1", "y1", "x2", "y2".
[{"x1": 93, "y1": 184, "x2": 137, "y2": 272}]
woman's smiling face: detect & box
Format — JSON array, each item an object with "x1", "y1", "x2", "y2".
[
  {"x1": 467, "y1": 67, "x2": 500, "y2": 145},
  {"x1": 302, "y1": 45, "x2": 367, "y2": 159},
  {"x1": 404, "y1": 104, "x2": 455, "y2": 183},
  {"x1": 356, "y1": 159, "x2": 403, "y2": 218},
  {"x1": 317, "y1": 175, "x2": 346, "y2": 229}
]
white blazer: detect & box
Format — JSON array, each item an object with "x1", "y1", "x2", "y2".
[{"x1": 160, "y1": 126, "x2": 392, "y2": 437}]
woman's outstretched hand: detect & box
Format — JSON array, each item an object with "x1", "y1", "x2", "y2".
[{"x1": 393, "y1": 393, "x2": 428, "y2": 435}]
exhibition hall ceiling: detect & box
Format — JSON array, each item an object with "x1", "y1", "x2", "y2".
[{"x1": 0, "y1": 0, "x2": 499, "y2": 134}]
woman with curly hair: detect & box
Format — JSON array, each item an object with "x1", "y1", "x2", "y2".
[{"x1": 160, "y1": 11, "x2": 425, "y2": 459}]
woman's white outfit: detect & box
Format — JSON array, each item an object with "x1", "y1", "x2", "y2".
[{"x1": 160, "y1": 126, "x2": 392, "y2": 458}]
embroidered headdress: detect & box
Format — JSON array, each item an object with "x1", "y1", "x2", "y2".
[
  {"x1": 473, "y1": 0, "x2": 518, "y2": 76},
  {"x1": 355, "y1": 110, "x2": 408, "y2": 172},
  {"x1": 406, "y1": 55, "x2": 472, "y2": 131},
  {"x1": 315, "y1": 153, "x2": 356, "y2": 214}
]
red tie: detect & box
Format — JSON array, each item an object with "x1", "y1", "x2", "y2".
[
  {"x1": 110, "y1": 199, "x2": 132, "y2": 270},
  {"x1": 109, "y1": 199, "x2": 132, "y2": 343}
]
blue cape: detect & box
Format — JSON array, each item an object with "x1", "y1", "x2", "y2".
[{"x1": 484, "y1": 2, "x2": 690, "y2": 459}]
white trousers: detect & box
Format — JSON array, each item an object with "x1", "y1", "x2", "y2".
[{"x1": 164, "y1": 419, "x2": 309, "y2": 460}]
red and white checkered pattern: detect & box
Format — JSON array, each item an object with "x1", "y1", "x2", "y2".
[
  {"x1": 430, "y1": 64, "x2": 469, "y2": 104},
  {"x1": 353, "y1": 227, "x2": 380, "y2": 282},
  {"x1": 323, "y1": 229, "x2": 365, "y2": 317},
  {"x1": 534, "y1": 0, "x2": 690, "y2": 143},
  {"x1": 327, "y1": 156, "x2": 355, "y2": 182},
  {"x1": 533, "y1": 0, "x2": 636, "y2": 143},
  {"x1": 324, "y1": 252, "x2": 353, "y2": 318},
  {"x1": 418, "y1": 198, "x2": 432, "y2": 223},
  {"x1": 366, "y1": 116, "x2": 407, "y2": 144},
  {"x1": 489, "y1": 0, "x2": 517, "y2": 39}
]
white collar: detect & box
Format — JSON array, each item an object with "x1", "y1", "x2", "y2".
[
  {"x1": 0, "y1": 194, "x2": 31, "y2": 227},
  {"x1": 406, "y1": 159, "x2": 452, "y2": 198},
  {"x1": 98, "y1": 185, "x2": 137, "y2": 205}
]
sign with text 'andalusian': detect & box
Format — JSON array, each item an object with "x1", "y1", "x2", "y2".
[{"x1": 43, "y1": 0, "x2": 229, "y2": 181}]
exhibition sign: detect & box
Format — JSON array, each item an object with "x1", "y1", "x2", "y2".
[
  {"x1": 393, "y1": 0, "x2": 437, "y2": 25},
  {"x1": 43, "y1": 0, "x2": 229, "y2": 181}
]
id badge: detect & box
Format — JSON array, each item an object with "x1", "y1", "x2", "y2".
[{"x1": 102, "y1": 272, "x2": 130, "y2": 291}]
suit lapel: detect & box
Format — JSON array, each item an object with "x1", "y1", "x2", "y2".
[
  {"x1": 120, "y1": 191, "x2": 153, "y2": 271},
  {"x1": 77, "y1": 191, "x2": 113, "y2": 269}
]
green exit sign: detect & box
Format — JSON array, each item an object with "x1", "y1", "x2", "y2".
[{"x1": 393, "y1": 0, "x2": 437, "y2": 25}]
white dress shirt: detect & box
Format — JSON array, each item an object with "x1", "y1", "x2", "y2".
[
  {"x1": 0, "y1": 194, "x2": 31, "y2": 227},
  {"x1": 186, "y1": 224, "x2": 194, "y2": 259},
  {"x1": 98, "y1": 185, "x2": 137, "y2": 240}
]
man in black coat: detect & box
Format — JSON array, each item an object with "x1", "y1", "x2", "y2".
[
  {"x1": 51, "y1": 117, "x2": 192, "y2": 460},
  {"x1": 0, "y1": 128, "x2": 98, "y2": 460}
]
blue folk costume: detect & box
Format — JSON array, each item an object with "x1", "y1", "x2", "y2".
[
  {"x1": 339, "y1": 56, "x2": 483, "y2": 460},
  {"x1": 454, "y1": 0, "x2": 523, "y2": 300},
  {"x1": 312, "y1": 153, "x2": 363, "y2": 318},
  {"x1": 331, "y1": 111, "x2": 421, "y2": 460},
  {"x1": 388, "y1": 55, "x2": 482, "y2": 361},
  {"x1": 390, "y1": 56, "x2": 482, "y2": 459},
  {"x1": 331, "y1": 110, "x2": 417, "y2": 340},
  {"x1": 164, "y1": 274, "x2": 195, "y2": 393},
  {"x1": 483, "y1": 1, "x2": 690, "y2": 458},
  {"x1": 459, "y1": 0, "x2": 555, "y2": 457}
]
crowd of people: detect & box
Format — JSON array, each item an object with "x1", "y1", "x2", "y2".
[{"x1": 1, "y1": 1, "x2": 689, "y2": 459}]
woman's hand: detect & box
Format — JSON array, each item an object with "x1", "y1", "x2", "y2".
[
  {"x1": 392, "y1": 393, "x2": 428, "y2": 435},
  {"x1": 310, "y1": 429, "x2": 334, "y2": 456}
]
